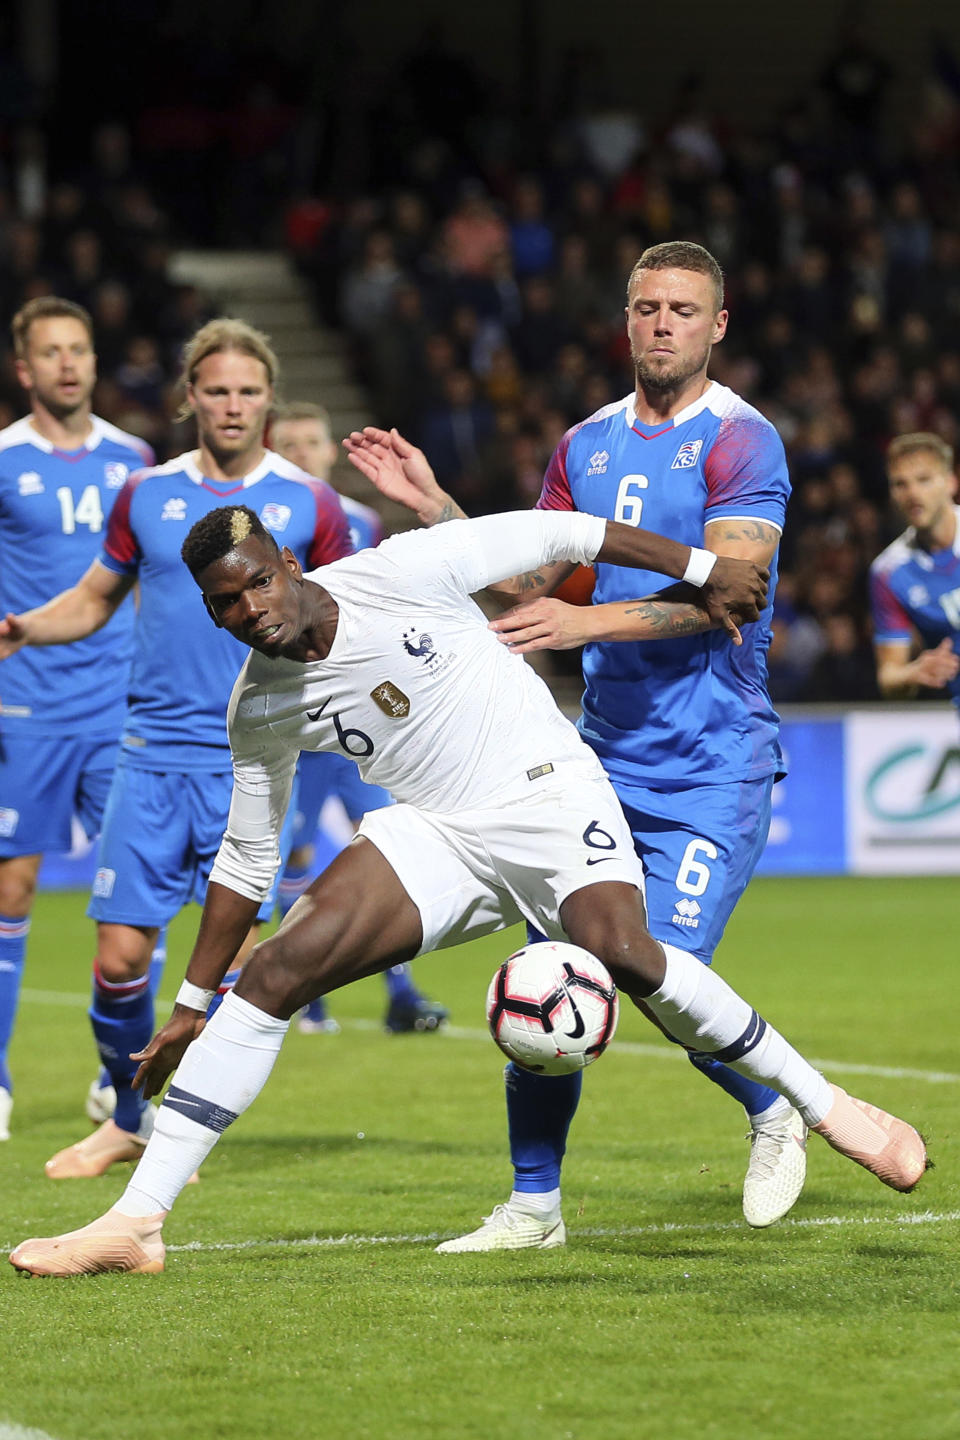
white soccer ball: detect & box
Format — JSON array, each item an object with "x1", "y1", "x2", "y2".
[{"x1": 486, "y1": 940, "x2": 620, "y2": 1075}]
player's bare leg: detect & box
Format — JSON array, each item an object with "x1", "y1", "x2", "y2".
[{"x1": 11, "y1": 839, "x2": 423, "y2": 1276}]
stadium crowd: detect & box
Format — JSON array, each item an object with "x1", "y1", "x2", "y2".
[
  {"x1": 0, "y1": 123, "x2": 214, "y2": 462},
  {"x1": 2, "y1": 22, "x2": 958, "y2": 705},
  {"x1": 286, "y1": 31, "x2": 960, "y2": 703}
]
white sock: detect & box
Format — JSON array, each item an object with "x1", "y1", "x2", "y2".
[
  {"x1": 116, "y1": 991, "x2": 289, "y2": 1217},
  {"x1": 509, "y1": 1188, "x2": 561, "y2": 1218},
  {"x1": 647, "y1": 944, "x2": 833, "y2": 1127}
]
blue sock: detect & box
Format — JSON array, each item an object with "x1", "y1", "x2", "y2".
[
  {"x1": 278, "y1": 862, "x2": 312, "y2": 918},
  {"x1": 206, "y1": 967, "x2": 241, "y2": 1020},
  {"x1": 506, "y1": 1061, "x2": 582, "y2": 1192},
  {"x1": 89, "y1": 965, "x2": 153, "y2": 1132},
  {"x1": 0, "y1": 913, "x2": 30, "y2": 1093},
  {"x1": 148, "y1": 928, "x2": 167, "y2": 1000},
  {"x1": 687, "y1": 1050, "x2": 779, "y2": 1116},
  {"x1": 302, "y1": 997, "x2": 329, "y2": 1022},
  {"x1": 384, "y1": 962, "x2": 421, "y2": 1004}
]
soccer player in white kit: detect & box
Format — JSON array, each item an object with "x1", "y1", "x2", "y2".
[{"x1": 9, "y1": 505, "x2": 927, "y2": 1275}]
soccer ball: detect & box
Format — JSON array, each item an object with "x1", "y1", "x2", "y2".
[{"x1": 486, "y1": 941, "x2": 620, "y2": 1075}]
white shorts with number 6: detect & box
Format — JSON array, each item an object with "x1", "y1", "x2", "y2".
[{"x1": 358, "y1": 763, "x2": 646, "y2": 956}]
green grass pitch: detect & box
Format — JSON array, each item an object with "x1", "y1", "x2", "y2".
[{"x1": 1, "y1": 877, "x2": 958, "y2": 1440}]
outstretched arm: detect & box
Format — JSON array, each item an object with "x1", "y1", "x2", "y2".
[
  {"x1": 490, "y1": 516, "x2": 775, "y2": 652},
  {"x1": 0, "y1": 559, "x2": 134, "y2": 660}
]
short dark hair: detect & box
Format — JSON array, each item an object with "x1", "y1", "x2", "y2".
[
  {"x1": 12, "y1": 296, "x2": 95, "y2": 358},
  {"x1": 626, "y1": 241, "x2": 725, "y2": 311},
  {"x1": 181, "y1": 505, "x2": 278, "y2": 578}
]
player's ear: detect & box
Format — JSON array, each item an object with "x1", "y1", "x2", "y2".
[
  {"x1": 281, "y1": 546, "x2": 302, "y2": 580},
  {"x1": 201, "y1": 594, "x2": 223, "y2": 628}
]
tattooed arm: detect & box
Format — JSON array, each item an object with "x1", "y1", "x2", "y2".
[{"x1": 489, "y1": 517, "x2": 780, "y2": 653}]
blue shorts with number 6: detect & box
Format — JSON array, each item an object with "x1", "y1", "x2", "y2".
[{"x1": 612, "y1": 774, "x2": 775, "y2": 964}]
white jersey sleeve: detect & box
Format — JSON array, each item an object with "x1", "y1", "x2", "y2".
[
  {"x1": 378, "y1": 511, "x2": 606, "y2": 596},
  {"x1": 208, "y1": 677, "x2": 299, "y2": 903}
]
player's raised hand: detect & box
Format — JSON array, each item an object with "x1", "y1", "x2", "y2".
[
  {"x1": 131, "y1": 1007, "x2": 206, "y2": 1099},
  {"x1": 342, "y1": 427, "x2": 453, "y2": 525},
  {"x1": 701, "y1": 556, "x2": 769, "y2": 645},
  {"x1": 912, "y1": 638, "x2": 960, "y2": 689},
  {"x1": 490, "y1": 598, "x2": 596, "y2": 653},
  {"x1": 0, "y1": 612, "x2": 29, "y2": 661}
]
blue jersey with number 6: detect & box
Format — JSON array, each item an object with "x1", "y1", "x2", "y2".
[
  {"x1": 0, "y1": 415, "x2": 153, "y2": 737},
  {"x1": 536, "y1": 383, "x2": 789, "y2": 788}
]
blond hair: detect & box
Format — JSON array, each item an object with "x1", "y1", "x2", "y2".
[{"x1": 177, "y1": 318, "x2": 280, "y2": 420}]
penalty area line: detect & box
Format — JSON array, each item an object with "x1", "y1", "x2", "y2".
[{"x1": 19, "y1": 989, "x2": 960, "y2": 1086}]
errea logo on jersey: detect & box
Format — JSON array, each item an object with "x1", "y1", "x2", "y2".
[
  {"x1": 260, "y1": 503, "x2": 292, "y2": 533},
  {"x1": 17, "y1": 471, "x2": 44, "y2": 496},
  {"x1": 161, "y1": 498, "x2": 188, "y2": 521},
  {"x1": 587, "y1": 450, "x2": 609, "y2": 476},
  {"x1": 104, "y1": 462, "x2": 129, "y2": 488},
  {"x1": 671, "y1": 439, "x2": 703, "y2": 470},
  {"x1": 672, "y1": 897, "x2": 701, "y2": 929}
]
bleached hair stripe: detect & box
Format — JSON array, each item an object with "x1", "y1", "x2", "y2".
[{"x1": 230, "y1": 510, "x2": 255, "y2": 546}]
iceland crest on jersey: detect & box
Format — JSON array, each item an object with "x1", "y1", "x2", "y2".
[
  {"x1": 671, "y1": 438, "x2": 704, "y2": 469},
  {"x1": 260, "y1": 502, "x2": 292, "y2": 532}
]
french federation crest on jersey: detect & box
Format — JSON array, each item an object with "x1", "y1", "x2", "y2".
[
  {"x1": 671, "y1": 439, "x2": 703, "y2": 470},
  {"x1": 260, "y1": 502, "x2": 292, "y2": 533},
  {"x1": 371, "y1": 681, "x2": 410, "y2": 718},
  {"x1": 401, "y1": 626, "x2": 453, "y2": 676},
  {"x1": 161, "y1": 497, "x2": 188, "y2": 521},
  {"x1": 17, "y1": 471, "x2": 43, "y2": 496},
  {"x1": 104, "y1": 462, "x2": 129, "y2": 488},
  {"x1": 587, "y1": 450, "x2": 609, "y2": 476}
]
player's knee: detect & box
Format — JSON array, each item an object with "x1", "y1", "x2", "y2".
[
  {"x1": 0, "y1": 856, "x2": 40, "y2": 916},
  {"x1": 94, "y1": 924, "x2": 154, "y2": 984},
  {"x1": 235, "y1": 933, "x2": 311, "y2": 1018}
]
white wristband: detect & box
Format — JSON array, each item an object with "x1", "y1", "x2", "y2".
[
  {"x1": 682, "y1": 547, "x2": 717, "y2": 587},
  {"x1": 176, "y1": 980, "x2": 216, "y2": 1012}
]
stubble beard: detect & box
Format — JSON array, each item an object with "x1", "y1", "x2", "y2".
[{"x1": 631, "y1": 340, "x2": 712, "y2": 396}]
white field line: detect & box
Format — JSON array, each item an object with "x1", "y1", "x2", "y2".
[
  {"x1": 19, "y1": 988, "x2": 960, "y2": 1086},
  {"x1": 0, "y1": 1425, "x2": 61, "y2": 1440},
  {"x1": 156, "y1": 1208, "x2": 960, "y2": 1256},
  {"x1": 2, "y1": 1211, "x2": 957, "y2": 1266}
]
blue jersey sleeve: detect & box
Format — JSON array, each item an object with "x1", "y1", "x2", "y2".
[{"x1": 703, "y1": 405, "x2": 790, "y2": 531}]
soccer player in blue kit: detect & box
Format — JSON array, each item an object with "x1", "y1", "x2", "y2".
[
  {"x1": 0, "y1": 320, "x2": 352, "y2": 1175},
  {"x1": 346, "y1": 241, "x2": 805, "y2": 1242},
  {"x1": 271, "y1": 403, "x2": 449, "y2": 1035},
  {"x1": 0, "y1": 297, "x2": 153, "y2": 1142},
  {"x1": 870, "y1": 432, "x2": 960, "y2": 705}
]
